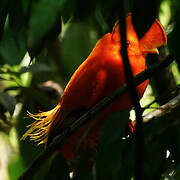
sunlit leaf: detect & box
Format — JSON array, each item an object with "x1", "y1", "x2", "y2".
[
  {"x1": 162, "y1": 174, "x2": 175, "y2": 180},
  {"x1": 0, "y1": 76, "x2": 6, "y2": 80},
  {"x1": 8, "y1": 154, "x2": 25, "y2": 180}
]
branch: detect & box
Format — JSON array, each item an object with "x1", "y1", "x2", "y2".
[
  {"x1": 118, "y1": 7, "x2": 145, "y2": 180},
  {"x1": 143, "y1": 94, "x2": 180, "y2": 122},
  {"x1": 143, "y1": 85, "x2": 180, "y2": 110},
  {"x1": 143, "y1": 94, "x2": 180, "y2": 143},
  {"x1": 18, "y1": 54, "x2": 174, "y2": 180}
]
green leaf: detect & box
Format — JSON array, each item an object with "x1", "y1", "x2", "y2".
[
  {"x1": 8, "y1": 0, "x2": 25, "y2": 32},
  {"x1": 0, "y1": 27, "x2": 26, "y2": 65},
  {"x1": 19, "y1": 63, "x2": 51, "y2": 74},
  {"x1": 8, "y1": 154, "x2": 25, "y2": 180},
  {"x1": 174, "y1": 163, "x2": 180, "y2": 179},
  {"x1": 0, "y1": 92, "x2": 16, "y2": 116},
  {"x1": 21, "y1": 0, "x2": 31, "y2": 16},
  {"x1": 0, "y1": 76, "x2": 7, "y2": 80},
  {"x1": 95, "y1": 110, "x2": 134, "y2": 180},
  {"x1": 44, "y1": 153, "x2": 70, "y2": 180},
  {"x1": 0, "y1": 0, "x2": 9, "y2": 39},
  {"x1": 95, "y1": 136, "x2": 135, "y2": 180},
  {"x1": 99, "y1": 110, "x2": 130, "y2": 148},
  {"x1": 168, "y1": 1, "x2": 180, "y2": 71},
  {"x1": 61, "y1": 21, "x2": 98, "y2": 77},
  {"x1": 3, "y1": 86, "x2": 21, "y2": 92},
  {"x1": 61, "y1": 0, "x2": 76, "y2": 23},
  {"x1": 162, "y1": 174, "x2": 175, "y2": 180},
  {"x1": 16, "y1": 104, "x2": 44, "y2": 167},
  {"x1": 27, "y1": 0, "x2": 64, "y2": 57}
]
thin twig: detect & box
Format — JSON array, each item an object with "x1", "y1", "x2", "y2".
[{"x1": 18, "y1": 54, "x2": 174, "y2": 180}]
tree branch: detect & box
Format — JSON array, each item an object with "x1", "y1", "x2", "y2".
[
  {"x1": 118, "y1": 3, "x2": 144, "y2": 179},
  {"x1": 18, "y1": 54, "x2": 174, "y2": 180},
  {"x1": 143, "y1": 94, "x2": 180, "y2": 123},
  {"x1": 143, "y1": 94, "x2": 180, "y2": 143}
]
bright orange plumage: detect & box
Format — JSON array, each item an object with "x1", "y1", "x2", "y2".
[{"x1": 22, "y1": 14, "x2": 167, "y2": 161}]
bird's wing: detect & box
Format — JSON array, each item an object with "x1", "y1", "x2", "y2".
[{"x1": 46, "y1": 60, "x2": 108, "y2": 145}]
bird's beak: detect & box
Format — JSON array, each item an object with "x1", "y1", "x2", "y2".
[{"x1": 142, "y1": 47, "x2": 159, "y2": 55}]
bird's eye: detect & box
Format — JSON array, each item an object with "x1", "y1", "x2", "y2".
[
  {"x1": 126, "y1": 41, "x2": 130, "y2": 47},
  {"x1": 121, "y1": 40, "x2": 130, "y2": 47}
]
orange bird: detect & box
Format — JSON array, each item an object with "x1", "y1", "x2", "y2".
[{"x1": 22, "y1": 14, "x2": 167, "y2": 161}]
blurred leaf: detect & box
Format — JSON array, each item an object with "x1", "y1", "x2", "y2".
[
  {"x1": 61, "y1": 0, "x2": 76, "y2": 23},
  {"x1": 20, "y1": 86, "x2": 56, "y2": 111},
  {"x1": 95, "y1": 110, "x2": 134, "y2": 180},
  {"x1": 61, "y1": 0, "x2": 96, "y2": 22},
  {"x1": 0, "y1": 27, "x2": 26, "y2": 65},
  {"x1": 71, "y1": 147, "x2": 95, "y2": 180},
  {"x1": 95, "y1": 137, "x2": 135, "y2": 180},
  {"x1": 99, "y1": 110, "x2": 130, "y2": 147},
  {"x1": 0, "y1": 65, "x2": 20, "y2": 76},
  {"x1": 33, "y1": 157, "x2": 51, "y2": 180},
  {"x1": 16, "y1": 103, "x2": 44, "y2": 169},
  {"x1": 3, "y1": 86, "x2": 21, "y2": 92},
  {"x1": 0, "y1": 92, "x2": 16, "y2": 116},
  {"x1": 174, "y1": 163, "x2": 180, "y2": 179},
  {"x1": 21, "y1": 0, "x2": 32, "y2": 16},
  {"x1": 8, "y1": 0, "x2": 25, "y2": 32},
  {"x1": 61, "y1": 21, "x2": 98, "y2": 78},
  {"x1": 0, "y1": 76, "x2": 7, "y2": 80},
  {"x1": 162, "y1": 174, "x2": 175, "y2": 180},
  {"x1": 96, "y1": 0, "x2": 130, "y2": 29},
  {"x1": 8, "y1": 154, "x2": 25, "y2": 180},
  {"x1": 27, "y1": 0, "x2": 64, "y2": 57},
  {"x1": 168, "y1": 1, "x2": 180, "y2": 71},
  {"x1": 34, "y1": 153, "x2": 69, "y2": 180},
  {"x1": 144, "y1": 141, "x2": 167, "y2": 180},
  {"x1": 19, "y1": 63, "x2": 51, "y2": 74},
  {"x1": 0, "y1": 0, "x2": 9, "y2": 40},
  {"x1": 45, "y1": 153, "x2": 70, "y2": 180}
]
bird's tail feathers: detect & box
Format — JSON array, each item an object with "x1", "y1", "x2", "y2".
[{"x1": 21, "y1": 104, "x2": 61, "y2": 145}]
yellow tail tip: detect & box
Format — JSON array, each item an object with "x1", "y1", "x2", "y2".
[{"x1": 21, "y1": 104, "x2": 61, "y2": 145}]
